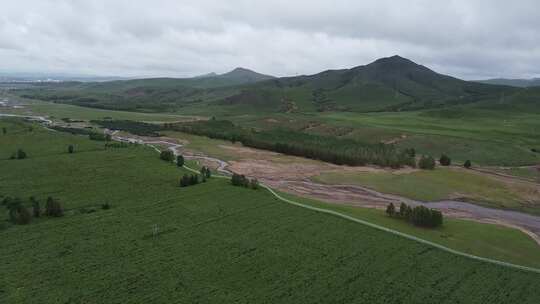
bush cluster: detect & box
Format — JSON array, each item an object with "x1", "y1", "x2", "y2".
[
  {"x1": 2, "y1": 196, "x2": 64, "y2": 225},
  {"x1": 418, "y1": 155, "x2": 436, "y2": 170},
  {"x1": 231, "y1": 173, "x2": 259, "y2": 189},
  {"x1": 180, "y1": 174, "x2": 203, "y2": 187},
  {"x1": 160, "y1": 150, "x2": 175, "y2": 162},
  {"x1": 9, "y1": 149, "x2": 27, "y2": 160},
  {"x1": 386, "y1": 202, "x2": 443, "y2": 228}
]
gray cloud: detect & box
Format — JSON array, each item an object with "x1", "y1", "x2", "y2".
[{"x1": 0, "y1": 0, "x2": 539, "y2": 79}]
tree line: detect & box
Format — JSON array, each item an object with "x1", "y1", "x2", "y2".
[
  {"x1": 165, "y1": 119, "x2": 417, "y2": 168},
  {"x1": 386, "y1": 202, "x2": 443, "y2": 228}
]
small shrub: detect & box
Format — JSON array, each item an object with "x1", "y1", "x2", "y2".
[
  {"x1": 101, "y1": 203, "x2": 111, "y2": 210},
  {"x1": 68, "y1": 145, "x2": 74, "y2": 154},
  {"x1": 464, "y1": 160, "x2": 472, "y2": 169},
  {"x1": 16, "y1": 149, "x2": 27, "y2": 159}
]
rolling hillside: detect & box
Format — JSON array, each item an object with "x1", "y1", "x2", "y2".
[
  {"x1": 12, "y1": 56, "x2": 523, "y2": 114},
  {"x1": 219, "y1": 55, "x2": 515, "y2": 113}
]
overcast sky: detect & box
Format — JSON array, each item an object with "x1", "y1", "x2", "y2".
[{"x1": 1, "y1": 0, "x2": 539, "y2": 79}]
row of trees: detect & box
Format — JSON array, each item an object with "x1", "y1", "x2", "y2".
[
  {"x1": 417, "y1": 154, "x2": 472, "y2": 170},
  {"x1": 386, "y1": 202, "x2": 443, "y2": 228},
  {"x1": 231, "y1": 173, "x2": 259, "y2": 190},
  {"x1": 2, "y1": 196, "x2": 64, "y2": 225},
  {"x1": 166, "y1": 120, "x2": 417, "y2": 168}
]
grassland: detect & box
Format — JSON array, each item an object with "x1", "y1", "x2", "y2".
[
  {"x1": 280, "y1": 192, "x2": 540, "y2": 269},
  {"x1": 2, "y1": 93, "x2": 196, "y2": 122},
  {"x1": 312, "y1": 167, "x2": 536, "y2": 211},
  {"x1": 2, "y1": 119, "x2": 540, "y2": 303}
]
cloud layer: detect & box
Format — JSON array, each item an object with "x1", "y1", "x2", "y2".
[{"x1": 1, "y1": 0, "x2": 539, "y2": 79}]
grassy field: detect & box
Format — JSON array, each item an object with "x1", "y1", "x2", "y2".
[
  {"x1": 319, "y1": 109, "x2": 540, "y2": 166},
  {"x1": 313, "y1": 167, "x2": 540, "y2": 214},
  {"x1": 2, "y1": 93, "x2": 196, "y2": 122},
  {"x1": 2, "y1": 119, "x2": 540, "y2": 303},
  {"x1": 280, "y1": 192, "x2": 540, "y2": 269}
]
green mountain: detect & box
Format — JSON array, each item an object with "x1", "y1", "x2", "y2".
[
  {"x1": 475, "y1": 78, "x2": 540, "y2": 88},
  {"x1": 15, "y1": 56, "x2": 517, "y2": 113},
  {"x1": 219, "y1": 55, "x2": 514, "y2": 112}
]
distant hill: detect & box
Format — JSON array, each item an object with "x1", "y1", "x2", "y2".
[
  {"x1": 475, "y1": 78, "x2": 540, "y2": 88},
  {"x1": 219, "y1": 55, "x2": 513, "y2": 112},
  {"x1": 14, "y1": 56, "x2": 517, "y2": 113}
]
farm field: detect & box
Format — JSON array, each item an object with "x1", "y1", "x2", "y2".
[{"x1": 2, "y1": 119, "x2": 540, "y2": 303}]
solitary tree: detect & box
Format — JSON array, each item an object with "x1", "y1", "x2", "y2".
[
  {"x1": 439, "y1": 154, "x2": 451, "y2": 166},
  {"x1": 2, "y1": 127, "x2": 6, "y2": 135},
  {"x1": 68, "y1": 145, "x2": 74, "y2": 154},
  {"x1": 386, "y1": 203, "x2": 396, "y2": 217},
  {"x1": 160, "y1": 150, "x2": 175, "y2": 162},
  {"x1": 464, "y1": 160, "x2": 472, "y2": 169},
  {"x1": 176, "y1": 155, "x2": 185, "y2": 167}
]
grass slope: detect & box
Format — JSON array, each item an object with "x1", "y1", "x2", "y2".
[
  {"x1": 280, "y1": 193, "x2": 540, "y2": 269},
  {"x1": 2, "y1": 119, "x2": 540, "y2": 303}
]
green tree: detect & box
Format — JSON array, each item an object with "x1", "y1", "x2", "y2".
[
  {"x1": 160, "y1": 150, "x2": 175, "y2": 162},
  {"x1": 68, "y1": 145, "x2": 74, "y2": 154},
  {"x1": 2, "y1": 127, "x2": 6, "y2": 135},
  {"x1": 386, "y1": 203, "x2": 396, "y2": 217},
  {"x1": 464, "y1": 160, "x2": 472, "y2": 169},
  {"x1": 418, "y1": 155, "x2": 436, "y2": 170},
  {"x1": 176, "y1": 155, "x2": 185, "y2": 167},
  {"x1": 439, "y1": 154, "x2": 451, "y2": 166}
]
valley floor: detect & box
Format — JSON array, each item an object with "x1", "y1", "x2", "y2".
[{"x1": 2, "y1": 118, "x2": 540, "y2": 303}]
